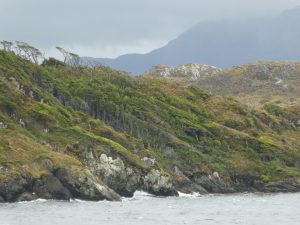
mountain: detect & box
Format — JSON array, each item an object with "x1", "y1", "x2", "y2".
[
  {"x1": 82, "y1": 6, "x2": 300, "y2": 75},
  {"x1": 1, "y1": 50, "x2": 300, "y2": 202},
  {"x1": 145, "y1": 61, "x2": 300, "y2": 108}
]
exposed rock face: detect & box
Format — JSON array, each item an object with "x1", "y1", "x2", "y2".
[
  {"x1": 16, "y1": 192, "x2": 38, "y2": 202},
  {"x1": 243, "y1": 62, "x2": 298, "y2": 80},
  {"x1": 82, "y1": 152, "x2": 141, "y2": 197},
  {"x1": 0, "y1": 166, "x2": 300, "y2": 203},
  {"x1": 144, "y1": 61, "x2": 300, "y2": 108},
  {"x1": 263, "y1": 179, "x2": 300, "y2": 193},
  {"x1": 143, "y1": 169, "x2": 178, "y2": 196},
  {"x1": 0, "y1": 175, "x2": 31, "y2": 202},
  {"x1": 230, "y1": 173, "x2": 265, "y2": 192},
  {"x1": 33, "y1": 174, "x2": 72, "y2": 200},
  {"x1": 0, "y1": 167, "x2": 121, "y2": 202},
  {"x1": 55, "y1": 168, "x2": 121, "y2": 201},
  {"x1": 172, "y1": 166, "x2": 208, "y2": 194},
  {"x1": 82, "y1": 151, "x2": 180, "y2": 197},
  {"x1": 193, "y1": 173, "x2": 235, "y2": 193},
  {"x1": 173, "y1": 177, "x2": 208, "y2": 194},
  {"x1": 142, "y1": 157, "x2": 156, "y2": 167},
  {"x1": 144, "y1": 64, "x2": 221, "y2": 81}
]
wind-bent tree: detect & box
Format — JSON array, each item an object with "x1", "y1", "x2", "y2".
[
  {"x1": 56, "y1": 46, "x2": 71, "y2": 63},
  {"x1": 69, "y1": 53, "x2": 80, "y2": 67},
  {"x1": 0, "y1": 41, "x2": 13, "y2": 51},
  {"x1": 56, "y1": 46, "x2": 80, "y2": 67},
  {"x1": 15, "y1": 41, "x2": 29, "y2": 58},
  {"x1": 15, "y1": 41, "x2": 43, "y2": 64},
  {"x1": 28, "y1": 46, "x2": 43, "y2": 64}
]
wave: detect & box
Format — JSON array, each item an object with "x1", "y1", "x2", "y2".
[
  {"x1": 17, "y1": 198, "x2": 48, "y2": 204},
  {"x1": 13, "y1": 191, "x2": 202, "y2": 204},
  {"x1": 122, "y1": 191, "x2": 155, "y2": 201},
  {"x1": 177, "y1": 192, "x2": 201, "y2": 198}
]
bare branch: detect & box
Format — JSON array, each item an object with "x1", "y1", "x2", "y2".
[
  {"x1": 15, "y1": 41, "x2": 43, "y2": 64},
  {"x1": 0, "y1": 40, "x2": 13, "y2": 51},
  {"x1": 56, "y1": 47, "x2": 80, "y2": 67}
]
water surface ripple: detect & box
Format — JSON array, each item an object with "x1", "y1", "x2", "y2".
[{"x1": 0, "y1": 192, "x2": 299, "y2": 225}]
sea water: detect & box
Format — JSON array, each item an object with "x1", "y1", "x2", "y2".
[{"x1": 0, "y1": 192, "x2": 299, "y2": 225}]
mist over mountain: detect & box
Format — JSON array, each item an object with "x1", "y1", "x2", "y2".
[{"x1": 82, "y1": 6, "x2": 300, "y2": 75}]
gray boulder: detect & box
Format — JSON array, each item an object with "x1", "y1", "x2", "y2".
[
  {"x1": 0, "y1": 175, "x2": 30, "y2": 202},
  {"x1": 16, "y1": 192, "x2": 38, "y2": 202},
  {"x1": 194, "y1": 173, "x2": 235, "y2": 193},
  {"x1": 33, "y1": 174, "x2": 72, "y2": 200},
  {"x1": 84, "y1": 153, "x2": 141, "y2": 197},
  {"x1": 263, "y1": 179, "x2": 300, "y2": 193},
  {"x1": 55, "y1": 168, "x2": 121, "y2": 201},
  {"x1": 143, "y1": 169, "x2": 178, "y2": 196},
  {"x1": 173, "y1": 177, "x2": 208, "y2": 195}
]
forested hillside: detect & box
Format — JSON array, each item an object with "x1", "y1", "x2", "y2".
[{"x1": 1, "y1": 51, "x2": 300, "y2": 202}]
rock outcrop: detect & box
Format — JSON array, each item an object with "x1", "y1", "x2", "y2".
[
  {"x1": 0, "y1": 175, "x2": 32, "y2": 202},
  {"x1": 143, "y1": 169, "x2": 178, "y2": 196},
  {"x1": 263, "y1": 179, "x2": 300, "y2": 193},
  {"x1": 33, "y1": 174, "x2": 72, "y2": 200},
  {"x1": 0, "y1": 168, "x2": 121, "y2": 202},
  {"x1": 82, "y1": 151, "x2": 178, "y2": 197},
  {"x1": 54, "y1": 168, "x2": 121, "y2": 201},
  {"x1": 81, "y1": 152, "x2": 141, "y2": 197},
  {"x1": 145, "y1": 64, "x2": 221, "y2": 81}
]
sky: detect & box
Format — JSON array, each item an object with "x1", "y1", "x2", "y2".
[{"x1": 1, "y1": 0, "x2": 300, "y2": 59}]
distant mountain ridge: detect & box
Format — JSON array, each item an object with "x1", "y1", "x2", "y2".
[{"x1": 82, "y1": 6, "x2": 300, "y2": 75}]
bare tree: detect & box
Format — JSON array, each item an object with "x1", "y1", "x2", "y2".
[
  {"x1": 56, "y1": 46, "x2": 71, "y2": 63},
  {"x1": 0, "y1": 40, "x2": 13, "y2": 51},
  {"x1": 15, "y1": 41, "x2": 43, "y2": 64},
  {"x1": 28, "y1": 46, "x2": 44, "y2": 64},
  {"x1": 69, "y1": 52, "x2": 80, "y2": 67},
  {"x1": 56, "y1": 46, "x2": 80, "y2": 67},
  {"x1": 15, "y1": 41, "x2": 29, "y2": 58}
]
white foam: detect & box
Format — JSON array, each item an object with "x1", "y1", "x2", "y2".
[
  {"x1": 178, "y1": 192, "x2": 201, "y2": 198},
  {"x1": 17, "y1": 198, "x2": 48, "y2": 204},
  {"x1": 133, "y1": 191, "x2": 154, "y2": 198},
  {"x1": 122, "y1": 191, "x2": 155, "y2": 201},
  {"x1": 72, "y1": 199, "x2": 89, "y2": 203}
]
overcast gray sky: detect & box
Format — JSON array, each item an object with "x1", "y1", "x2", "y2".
[{"x1": 1, "y1": 0, "x2": 300, "y2": 59}]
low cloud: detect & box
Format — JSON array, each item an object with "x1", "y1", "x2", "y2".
[{"x1": 1, "y1": 0, "x2": 300, "y2": 57}]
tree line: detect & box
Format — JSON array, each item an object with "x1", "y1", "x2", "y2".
[{"x1": 0, "y1": 40, "x2": 80, "y2": 67}]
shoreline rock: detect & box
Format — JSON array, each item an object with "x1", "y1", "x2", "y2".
[
  {"x1": 0, "y1": 175, "x2": 300, "y2": 203},
  {"x1": 0, "y1": 160, "x2": 299, "y2": 203},
  {"x1": 143, "y1": 169, "x2": 178, "y2": 196},
  {"x1": 0, "y1": 167, "x2": 121, "y2": 202}
]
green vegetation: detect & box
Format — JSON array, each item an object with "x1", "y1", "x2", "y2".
[
  {"x1": 0, "y1": 50, "x2": 300, "y2": 188},
  {"x1": 264, "y1": 103, "x2": 287, "y2": 117}
]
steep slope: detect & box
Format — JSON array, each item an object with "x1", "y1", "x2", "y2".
[
  {"x1": 1, "y1": 51, "x2": 300, "y2": 202},
  {"x1": 82, "y1": 6, "x2": 300, "y2": 75}
]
